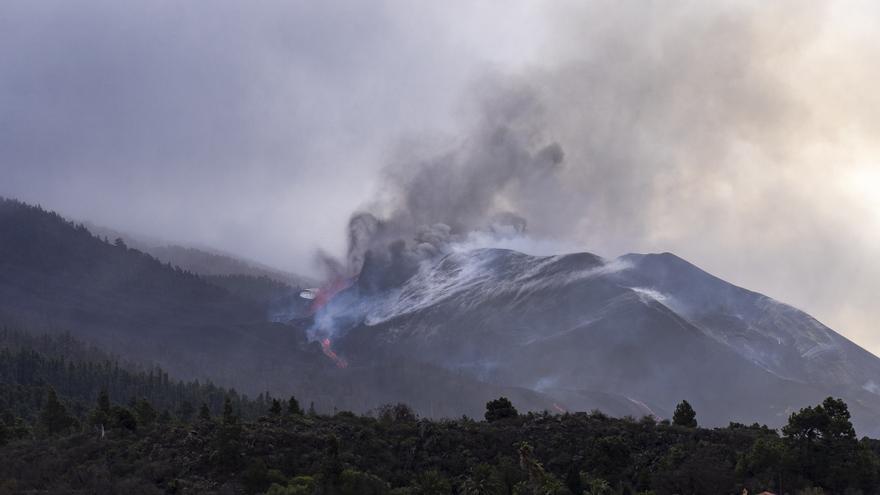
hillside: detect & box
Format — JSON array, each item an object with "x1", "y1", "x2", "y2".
[
  {"x1": 0, "y1": 328, "x2": 275, "y2": 423},
  {"x1": 0, "y1": 198, "x2": 326, "y2": 394},
  {"x1": 1, "y1": 384, "x2": 878, "y2": 494},
  {"x1": 83, "y1": 222, "x2": 314, "y2": 288},
  {"x1": 5, "y1": 198, "x2": 880, "y2": 436},
  {"x1": 0, "y1": 200, "x2": 574, "y2": 416},
  {"x1": 330, "y1": 248, "x2": 880, "y2": 435}
]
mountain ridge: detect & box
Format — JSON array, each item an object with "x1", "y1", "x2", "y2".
[
  {"x1": 332, "y1": 247, "x2": 880, "y2": 435},
  {"x1": 3, "y1": 197, "x2": 879, "y2": 434}
]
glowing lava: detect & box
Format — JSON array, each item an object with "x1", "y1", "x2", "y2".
[
  {"x1": 321, "y1": 338, "x2": 348, "y2": 368},
  {"x1": 301, "y1": 277, "x2": 354, "y2": 368},
  {"x1": 309, "y1": 277, "x2": 353, "y2": 313}
]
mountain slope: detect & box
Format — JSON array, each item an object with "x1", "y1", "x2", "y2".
[
  {"x1": 5, "y1": 198, "x2": 880, "y2": 431},
  {"x1": 82, "y1": 222, "x2": 314, "y2": 288},
  {"x1": 0, "y1": 198, "x2": 324, "y2": 393},
  {"x1": 614, "y1": 252, "x2": 880, "y2": 389},
  {"x1": 0, "y1": 199, "x2": 578, "y2": 416},
  {"x1": 332, "y1": 248, "x2": 880, "y2": 434}
]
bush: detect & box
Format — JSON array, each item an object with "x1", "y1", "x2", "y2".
[{"x1": 377, "y1": 403, "x2": 417, "y2": 423}]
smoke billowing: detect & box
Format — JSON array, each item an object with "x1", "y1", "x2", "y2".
[
  {"x1": 2, "y1": 1, "x2": 880, "y2": 354},
  {"x1": 317, "y1": 0, "x2": 880, "y2": 356},
  {"x1": 336, "y1": 85, "x2": 567, "y2": 289}
]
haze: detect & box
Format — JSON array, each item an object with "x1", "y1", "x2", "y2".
[{"x1": 2, "y1": 1, "x2": 879, "y2": 354}]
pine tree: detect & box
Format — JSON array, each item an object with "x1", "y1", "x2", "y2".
[
  {"x1": 89, "y1": 388, "x2": 112, "y2": 428},
  {"x1": 40, "y1": 387, "x2": 75, "y2": 435},
  {"x1": 134, "y1": 398, "x2": 157, "y2": 426},
  {"x1": 111, "y1": 405, "x2": 138, "y2": 431},
  {"x1": 222, "y1": 397, "x2": 238, "y2": 426},
  {"x1": 198, "y1": 402, "x2": 211, "y2": 422},
  {"x1": 485, "y1": 397, "x2": 518, "y2": 422},
  {"x1": 287, "y1": 395, "x2": 302, "y2": 416},
  {"x1": 673, "y1": 400, "x2": 698, "y2": 428},
  {"x1": 218, "y1": 397, "x2": 243, "y2": 468},
  {"x1": 270, "y1": 399, "x2": 282, "y2": 417},
  {"x1": 97, "y1": 388, "x2": 111, "y2": 414}
]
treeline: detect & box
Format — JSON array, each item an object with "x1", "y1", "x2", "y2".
[
  {"x1": 202, "y1": 273, "x2": 297, "y2": 306},
  {"x1": 2, "y1": 390, "x2": 879, "y2": 495},
  {"x1": 0, "y1": 198, "x2": 225, "y2": 299},
  {"x1": 0, "y1": 328, "x2": 289, "y2": 428},
  {"x1": 2, "y1": 328, "x2": 880, "y2": 494}
]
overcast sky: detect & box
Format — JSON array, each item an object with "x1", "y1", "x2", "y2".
[{"x1": 2, "y1": 1, "x2": 879, "y2": 354}]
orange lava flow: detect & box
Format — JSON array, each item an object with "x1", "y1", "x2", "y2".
[{"x1": 321, "y1": 338, "x2": 348, "y2": 368}]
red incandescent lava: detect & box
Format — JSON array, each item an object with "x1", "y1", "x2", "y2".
[
  {"x1": 309, "y1": 277, "x2": 353, "y2": 369},
  {"x1": 321, "y1": 338, "x2": 348, "y2": 368}
]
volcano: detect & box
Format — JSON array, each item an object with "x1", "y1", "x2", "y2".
[
  {"x1": 4, "y1": 198, "x2": 879, "y2": 433},
  {"x1": 327, "y1": 247, "x2": 880, "y2": 435}
]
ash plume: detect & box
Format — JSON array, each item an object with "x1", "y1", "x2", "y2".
[{"x1": 339, "y1": 85, "x2": 566, "y2": 290}]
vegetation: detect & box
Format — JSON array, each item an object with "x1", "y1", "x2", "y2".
[
  {"x1": 485, "y1": 397, "x2": 518, "y2": 423},
  {"x1": 203, "y1": 273, "x2": 297, "y2": 306},
  {"x1": 2, "y1": 331, "x2": 880, "y2": 494},
  {"x1": 0, "y1": 197, "x2": 324, "y2": 398},
  {"x1": 0, "y1": 327, "x2": 286, "y2": 425},
  {"x1": 671, "y1": 400, "x2": 697, "y2": 428},
  {"x1": 2, "y1": 198, "x2": 880, "y2": 493}
]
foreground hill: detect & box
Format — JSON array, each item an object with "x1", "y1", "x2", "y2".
[{"x1": 1, "y1": 392, "x2": 878, "y2": 494}]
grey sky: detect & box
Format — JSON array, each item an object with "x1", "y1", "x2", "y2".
[{"x1": 2, "y1": 1, "x2": 879, "y2": 354}]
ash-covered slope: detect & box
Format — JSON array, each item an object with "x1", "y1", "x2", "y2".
[
  {"x1": 335, "y1": 248, "x2": 880, "y2": 435},
  {"x1": 613, "y1": 252, "x2": 880, "y2": 390}
]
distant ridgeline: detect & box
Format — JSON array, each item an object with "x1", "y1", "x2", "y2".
[{"x1": 0, "y1": 326, "x2": 879, "y2": 494}]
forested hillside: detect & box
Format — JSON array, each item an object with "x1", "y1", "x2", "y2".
[
  {"x1": 82, "y1": 222, "x2": 313, "y2": 288},
  {"x1": 0, "y1": 199, "x2": 598, "y2": 418},
  {"x1": 202, "y1": 273, "x2": 297, "y2": 307},
  {"x1": 1, "y1": 341, "x2": 878, "y2": 495},
  {"x1": 0, "y1": 198, "x2": 328, "y2": 395},
  {"x1": 0, "y1": 328, "x2": 280, "y2": 425}
]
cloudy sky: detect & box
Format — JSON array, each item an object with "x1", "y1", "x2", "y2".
[{"x1": 2, "y1": 1, "x2": 879, "y2": 354}]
